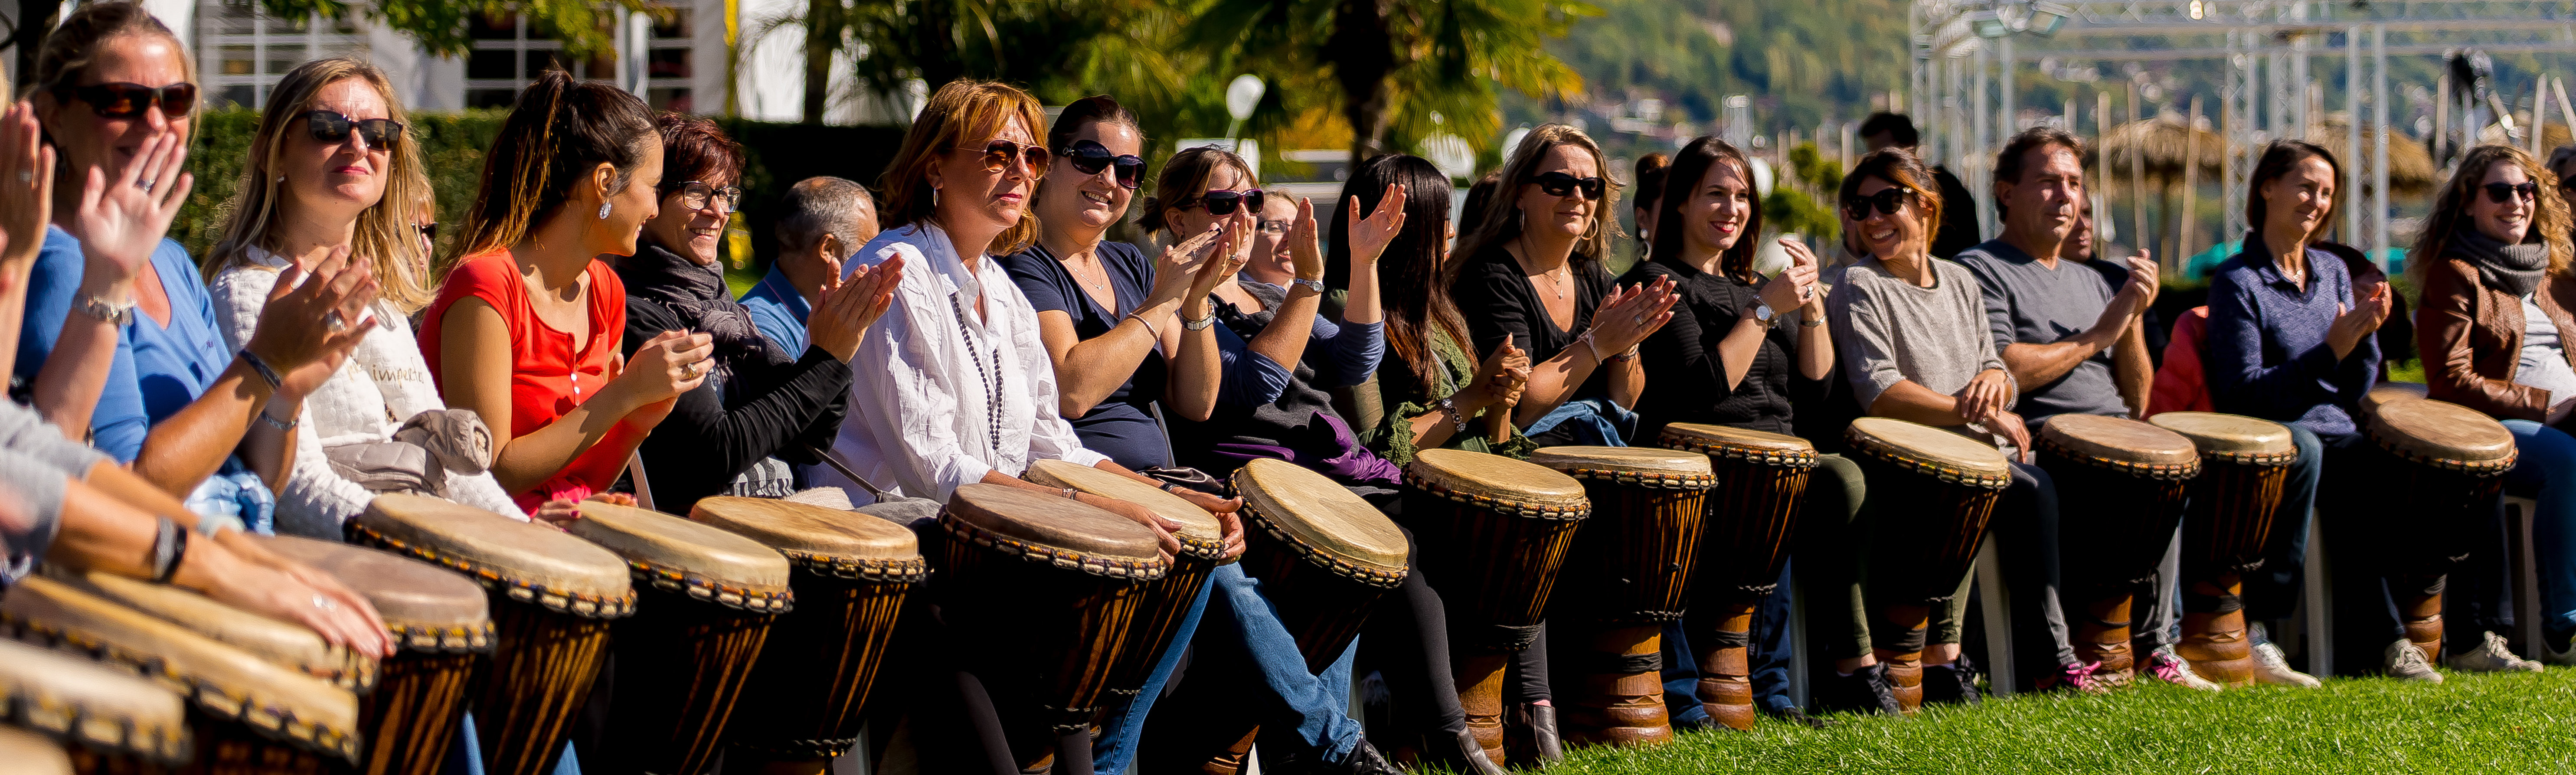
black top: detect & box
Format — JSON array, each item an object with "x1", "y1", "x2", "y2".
[
  {"x1": 1625, "y1": 259, "x2": 1814, "y2": 439},
  {"x1": 617, "y1": 243, "x2": 851, "y2": 513},
  {"x1": 1930, "y1": 165, "x2": 1981, "y2": 260},
  {"x1": 1452, "y1": 245, "x2": 1617, "y2": 401},
  {"x1": 999, "y1": 241, "x2": 1170, "y2": 469}
]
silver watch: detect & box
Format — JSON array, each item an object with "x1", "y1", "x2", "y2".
[
  {"x1": 77, "y1": 295, "x2": 134, "y2": 326},
  {"x1": 1291, "y1": 278, "x2": 1327, "y2": 295},
  {"x1": 1752, "y1": 303, "x2": 1777, "y2": 326}
]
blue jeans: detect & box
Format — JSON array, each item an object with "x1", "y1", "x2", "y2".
[
  {"x1": 1092, "y1": 569, "x2": 1217, "y2": 773},
  {"x1": 444, "y1": 716, "x2": 579, "y2": 775},
  {"x1": 1158, "y1": 564, "x2": 1364, "y2": 765},
  {"x1": 2505, "y1": 419, "x2": 2576, "y2": 639},
  {"x1": 1659, "y1": 560, "x2": 1796, "y2": 723}
]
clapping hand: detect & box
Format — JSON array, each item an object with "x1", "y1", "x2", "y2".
[
  {"x1": 1151, "y1": 220, "x2": 1232, "y2": 306},
  {"x1": 1756, "y1": 242, "x2": 1821, "y2": 314},
  {"x1": 254, "y1": 245, "x2": 381, "y2": 400},
  {"x1": 1285, "y1": 196, "x2": 1326, "y2": 283},
  {"x1": 807, "y1": 253, "x2": 904, "y2": 363},
  {"x1": 72, "y1": 128, "x2": 192, "y2": 292},
  {"x1": 2327, "y1": 281, "x2": 2393, "y2": 360},
  {"x1": 0, "y1": 103, "x2": 52, "y2": 272},
  {"x1": 1343, "y1": 184, "x2": 1409, "y2": 267},
  {"x1": 1185, "y1": 210, "x2": 1258, "y2": 301},
  {"x1": 1588, "y1": 276, "x2": 1681, "y2": 355}
]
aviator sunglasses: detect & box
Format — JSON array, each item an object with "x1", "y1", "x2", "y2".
[
  {"x1": 1186, "y1": 188, "x2": 1265, "y2": 215},
  {"x1": 1530, "y1": 170, "x2": 1605, "y2": 200},
  {"x1": 958, "y1": 139, "x2": 1051, "y2": 175},
  {"x1": 55, "y1": 82, "x2": 197, "y2": 118},
  {"x1": 305, "y1": 110, "x2": 404, "y2": 148},
  {"x1": 1060, "y1": 139, "x2": 1145, "y2": 189},
  {"x1": 1843, "y1": 187, "x2": 1913, "y2": 220},
  {"x1": 2481, "y1": 181, "x2": 2540, "y2": 204}
]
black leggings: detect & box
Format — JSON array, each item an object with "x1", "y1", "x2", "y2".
[{"x1": 1360, "y1": 520, "x2": 1551, "y2": 744}]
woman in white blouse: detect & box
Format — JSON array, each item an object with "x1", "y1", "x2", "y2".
[{"x1": 206, "y1": 58, "x2": 526, "y2": 536}]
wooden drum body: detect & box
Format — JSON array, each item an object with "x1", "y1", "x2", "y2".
[
  {"x1": 2150, "y1": 412, "x2": 2297, "y2": 686},
  {"x1": 0, "y1": 636, "x2": 191, "y2": 772},
  {"x1": 1402, "y1": 448, "x2": 1589, "y2": 767},
  {"x1": 2033, "y1": 414, "x2": 2200, "y2": 681},
  {"x1": 1658, "y1": 425, "x2": 1816, "y2": 731},
  {"x1": 2361, "y1": 399, "x2": 2517, "y2": 664},
  {"x1": 261, "y1": 536, "x2": 494, "y2": 775},
  {"x1": 1843, "y1": 419, "x2": 2011, "y2": 713},
  {"x1": 690, "y1": 497, "x2": 925, "y2": 768},
  {"x1": 1530, "y1": 446, "x2": 1713, "y2": 744},
  {"x1": 0, "y1": 574, "x2": 361, "y2": 775},
  {"x1": 350, "y1": 493, "x2": 634, "y2": 775},
  {"x1": 937, "y1": 484, "x2": 1166, "y2": 771},
  {"x1": 569, "y1": 501, "x2": 792, "y2": 775},
  {"x1": 1026, "y1": 459, "x2": 1234, "y2": 702}
]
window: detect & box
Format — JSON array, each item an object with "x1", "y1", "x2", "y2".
[
  {"x1": 647, "y1": 49, "x2": 689, "y2": 79},
  {"x1": 463, "y1": 13, "x2": 603, "y2": 105},
  {"x1": 194, "y1": 0, "x2": 370, "y2": 109}
]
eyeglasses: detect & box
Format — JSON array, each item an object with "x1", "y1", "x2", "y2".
[
  {"x1": 304, "y1": 110, "x2": 403, "y2": 148},
  {"x1": 1255, "y1": 219, "x2": 1294, "y2": 237},
  {"x1": 1530, "y1": 171, "x2": 1605, "y2": 200},
  {"x1": 1059, "y1": 139, "x2": 1144, "y2": 189},
  {"x1": 414, "y1": 222, "x2": 438, "y2": 242},
  {"x1": 1842, "y1": 188, "x2": 1914, "y2": 220},
  {"x1": 957, "y1": 139, "x2": 1050, "y2": 175},
  {"x1": 55, "y1": 82, "x2": 196, "y2": 119},
  {"x1": 2481, "y1": 181, "x2": 2540, "y2": 204},
  {"x1": 663, "y1": 180, "x2": 742, "y2": 214},
  {"x1": 1185, "y1": 189, "x2": 1265, "y2": 215}
]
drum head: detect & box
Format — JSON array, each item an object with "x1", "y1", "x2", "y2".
[
  {"x1": 2148, "y1": 412, "x2": 2298, "y2": 464},
  {"x1": 60, "y1": 569, "x2": 375, "y2": 691},
  {"x1": 2367, "y1": 398, "x2": 2518, "y2": 474},
  {"x1": 943, "y1": 484, "x2": 1168, "y2": 580},
  {"x1": 258, "y1": 535, "x2": 492, "y2": 654},
  {"x1": 571, "y1": 501, "x2": 795, "y2": 612},
  {"x1": 690, "y1": 497, "x2": 927, "y2": 582},
  {"x1": 355, "y1": 493, "x2": 634, "y2": 618},
  {"x1": 2362, "y1": 381, "x2": 2430, "y2": 418},
  {"x1": 1232, "y1": 459, "x2": 1409, "y2": 586},
  {"x1": 1657, "y1": 423, "x2": 1818, "y2": 467},
  {"x1": 1026, "y1": 459, "x2": 1227, "y2": 560},
  {"x1": 0, "y1": 726, "x2": 73, "y2": 775},
  {"x1": 0, "y1": 638, "x2": 189, "y2": 764},
  {"x1": 2037, "y1": 414, "x2": 2200, "y2": 477},
  {"x1": 1845, "y1": 417, "x2": 2013, "y2": 488},
  {"x1": 1404, "y1": 448, "x2": 1590, "y2": 520},
  {"x1": 1527, "y1": 446, "x2": 1715, "y2": 490},
  {"x1": 0, "y1": 576, "x2": 360, "y2": 763}
]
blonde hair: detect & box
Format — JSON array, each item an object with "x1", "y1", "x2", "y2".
[
  {"x1": 1455, "y1": 124, "x2": 1622, "y2": 269},
  {"x1": 875, "y1": 79, "x2": 1048, "y2": 255},
  {"x1": 204, "y1": 58, "x2": 434, "y2": 312}
]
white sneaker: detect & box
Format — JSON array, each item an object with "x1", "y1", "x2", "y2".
[
  {"x1": 2449, "y1": 631, "x2": 2543, "y2": 673},
  {"x1": 2144, "y1": 644, "x2": 2223, "y2": 692},
  {"x1": 2543, "y1": 630, "x2": 2576, "y2": 667},
  {"x1": 2384, "y1": 639, "x2": 2445, "y2": 683},
  {"x1": 2247, "y1": 625, "x2": 2324, "y2": 688}
]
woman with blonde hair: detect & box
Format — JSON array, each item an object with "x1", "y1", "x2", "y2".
[{"x1": 206, "y1": 56, "x2": 528, "y2": 538}]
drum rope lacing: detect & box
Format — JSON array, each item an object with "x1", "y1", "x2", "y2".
[
  {"x1": 772, "y1": 548, "x2": 930, "y2": 583},
  {"x1": 0, "y1": 647, "x2": 193, "y2": 763},
  {"x1": 0, "y1": 607, "x2": 361, "y2": 763},
  {"x1": 385, "y1": 619, "x2": 495, "y2": 654},
  {"x1": 345, "y1": 521, "x2": 637, "y2": 618},
  {"x1": 1546, "y1": 466, "x2": 1716, "y2": 491},
  {"x1": 1844, "y1": 428, "x2": 2014, "y2": 489},
  {"x1": 1659, "y1": 436, "x2": 1820, "y2": 469},
  {"x1": 2365, "y1": 428, "x2": 2520, "y2": 475},
  {"x1": 2034, "y1": 437, "x2": 2202, "y2": 481},
  {"x1": 937, "y1": 509, "x2": 1170, "y2": 580},
  {"x1": 1234, "y1": 500, "x2": 1409, "y2": 588},
  {"x1": 2180, "y1": 446, "x2": 2300, "y2": 466},
  {"x1": 1402, "y1": 470, "x2": 1592, "y2": 521},
  {"x1": 617, "y1": 557, "x2": 795, "y2": 613}
]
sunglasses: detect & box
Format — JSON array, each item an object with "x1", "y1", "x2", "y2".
[
  {"x1": 414, "y1": 222, "x2": 437, "y2": 242},
  {"x1": 304, "y1": 110, "x2": 403, "y2": 148},
  {"x1": 1843, "y1": 187, "x2": 1913, "y2": 220},
  {"x1": 56, "y1": 82, "x2": 196, "y2": 119},
  {"x1": 957, "y1": 139, "x2": 1050, "y2": 175},
  {"x1": 1059, "y1": 139, "x2": 1144, "y2": 189},
  {"x1": 1186, "y1": 188, "x2": 1265, "y2": 215},
  {"x1": 1530, "y1": 171, "x2": 1605, "y2": 200},
  {"x1": 2481, "y1": 181, "x2": 2540, "y2": 204},
  {"x1": 664, "y1": 180, "x2": 742, "y2": 214}
]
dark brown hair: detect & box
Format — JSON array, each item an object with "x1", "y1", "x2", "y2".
[
  {"x1": 1457, "y1": 170, "x2": 1503, "y2": 238},
  {"x1": 1048, "y1": 94, "x2": 1141, "y2": 156},
  {"x1": 452, "y1": 69, "x2": 657, "y2": 266},
  {"x1": 654, "y1": 112, "x2": 744, "y2": 191},
  {"x1": 874, "y1": 79, "x2": 1047, "y2": 254},
  {"x1": 2244, "y1": 139, "x2": 2343, "y2": 243},
  {"x1": 1837, "y1": 148, "x2": 1945, "y2": 249},
  {"x1": 2412, "y1": 144, "x2": 2574, "y2": 282},
  {"x1": 1336, "y1": 154, "x2": 1464, "y2": 390},
  {"x1": 1991, "y1": 127, "x2": 2085, "y2": 222},
  {"x1": 1632, "y1": 152, "x2": 1670, "y2": 245},
  {"x1": 1651, "y1": 136, "x2": 1764, "y2": 283},
  {"x1": 1138, "y1": 145, "x2": 1255, "y2": 235}
]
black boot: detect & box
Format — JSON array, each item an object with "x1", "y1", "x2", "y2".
[
  {"x1": 1922, "y1": 653, "x2": 1982, "y2": 706},
  {"x1": 1821, "y1": 663, "x2": 1903, "y2": 716},
  {"x1": 1420, "y1": 728, "x2": 1506, "y2": 775},
  {"x1": 1504, "y1": 702, "x2": 1563, "y2": 767},
  {"x1": 1324, "y1": 741, "x2": 1404, "y2": 775}
]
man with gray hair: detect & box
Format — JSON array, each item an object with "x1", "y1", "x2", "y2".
[{"x1": 741, "y1": 176, "x2": 881, "y2": 353}]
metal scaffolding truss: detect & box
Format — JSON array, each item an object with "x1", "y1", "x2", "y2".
[{"x1": 1910, "y1": 0, "x2": 2576, "y2": 262}]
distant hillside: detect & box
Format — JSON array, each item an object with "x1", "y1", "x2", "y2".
[{"x1": 1509, "y1": 0, "x2": 1913, "y2": 134}]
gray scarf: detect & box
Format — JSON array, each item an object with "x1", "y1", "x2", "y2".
[{"x1": 2454, "y1": 227, "x2": 2550, "y2": 297}]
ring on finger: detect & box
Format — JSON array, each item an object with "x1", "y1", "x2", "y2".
[
  {"x1": 313, "y1": 593, "x2": 334, "y2": 611},
  {"x1": 323, "y1": 311, "x2": 347, "y2": 333}
]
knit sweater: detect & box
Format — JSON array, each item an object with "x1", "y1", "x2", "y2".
[{"x1": 212, "y1": 249, "x2": 527, "y2": 538}]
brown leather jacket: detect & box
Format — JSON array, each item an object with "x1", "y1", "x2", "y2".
[{"x1": 2417, "y1": 255, "x2": 2576, "y2": 420}]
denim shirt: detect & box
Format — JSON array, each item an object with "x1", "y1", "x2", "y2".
[
  {"x1": 738, "y1": 264, "x2": 811, "y2": 355},
  {"x1": 2204, "y1": 234, "x2": 2380, "y2": 436}
]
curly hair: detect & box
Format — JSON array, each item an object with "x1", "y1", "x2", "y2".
[{"x1": 2411, "y1": 144, "x2": 2575, "y2": 283}]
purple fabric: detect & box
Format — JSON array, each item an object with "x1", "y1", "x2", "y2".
[{"x1": 1205, "y1": 410, "x2": 1404, "y2": 487}]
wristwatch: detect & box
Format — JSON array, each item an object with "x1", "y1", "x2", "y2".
[
  {"x1": 76, "y1": 295, "x2": 134, "y2": 326},
  {"x1": 1290, "y1": 278, "x2": 1327, "y2": 295},
  {"x1": 1752, "y1": 303, "x2": 1778, "y2": 327}
]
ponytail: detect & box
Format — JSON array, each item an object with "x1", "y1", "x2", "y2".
[{"x1": 451, "y1": 69, "x2": 656, "y2": 273}]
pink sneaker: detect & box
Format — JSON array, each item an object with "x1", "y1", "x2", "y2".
[
  {"x1": 2144, "y1": 644, "x2": 2223, "y2": 691},
  {"x1": 2034, "y1": 661, "x2": 2111, "y2": 695}
]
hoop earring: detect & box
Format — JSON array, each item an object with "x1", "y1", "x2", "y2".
[{"x1": 598, "y1": 202, "x2": 612, "y2": 220}]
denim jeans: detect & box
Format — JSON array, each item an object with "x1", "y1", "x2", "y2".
[
  {"x1": 444, "y1": 716, "x2": 579, "y2": 775},
  {"x1": 2244, "y1": 425, "x2": 2328, "y2": 629},
  {"x1": 1155, "y1": 563, "x2": 1364, "y2": 765},
  {"x1": 1092, "y1": 570, "x2": 1217, "y2": 773},
  {"x1": 2504, "y1": 419, "x2": 2576, "y2": 641},
  {"x1": 1659, "y1": 559, "x2": 1797, "y2": 723}
]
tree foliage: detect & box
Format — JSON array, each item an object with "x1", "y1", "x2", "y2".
[{"x1": 255, "y1": 0, "x2": 655, "y2": 58}]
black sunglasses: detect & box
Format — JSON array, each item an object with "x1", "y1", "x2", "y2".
[
  {"x1": 1530, "y1": 171, "x2": 1605, "y2": 200},
  {"x1": 56, "y1": 82, "x2": 196, "y2": 119},
  {"x1": 1187, "y1": 188, "x2": 1265, "y2": 215},
  {"x1": 957, "y1": 139, "x2": 1049, "y2": 175},
  {"x1": 1843, "y1": 187, "x2": 1913, "y2": 220},
  {"x1": 1060, "y1": 139, "x2": 1144, "y2": 189},
  {"x1": 415, "y1": 222, "x2": 437, "y2": 242},
  {"x1": 2481, "y1": 181, "x2": 2540, "y2": 204},
  {"x1": 304, "y1": 110, "x2": 403, "y2": 148}
]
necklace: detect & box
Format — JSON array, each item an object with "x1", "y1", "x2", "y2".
[
  {"x1": 1516, "y1": 234, "x2": 1570, "y2": 301},
  {"x1": 949, "y1": 293, "x2": 1006, "y2": 458}
]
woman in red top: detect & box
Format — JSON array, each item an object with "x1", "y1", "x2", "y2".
[{"x1": 420, "y1": 70, "x2": 711, "y2": 515}]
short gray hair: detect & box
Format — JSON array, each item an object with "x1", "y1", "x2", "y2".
[{"x1": 776, "y1": 177, "x2": 874, "y2": 257}]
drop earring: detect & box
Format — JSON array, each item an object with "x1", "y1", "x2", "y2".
[{"x1": 598, "y1": 202, "x2": 612, "y2": 220}]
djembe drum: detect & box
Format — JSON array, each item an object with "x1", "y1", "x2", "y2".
[
  {"x1": 938, "y1": 484, "x2": 1166, "y2": 775},
  {"x1": 261, "y1": 535, "x2": 493, "y2": 775},
  {"x1": 64, "y1": 568, "x2": 377, "y2": 692},
  {"x1": 1, "y1": 725, "x2": 73, "y2": 775},
  {"x1": 1026, "y1": 458, "x2": 1232, "y2": 701},
  {"x1": 1527, "y1": 446, "x2": 1712, "y2": 745},
  {"x1": 2034, "y1": 414, "x2": 2200, "y2": 683},
  {"x1": 1657, "y1": 424, "x2": 1817, "y2": 730},
  {"x1": 691, "y1": 496, "x2": 923, "y2": 772},
  {"x1": 349, "y1": 493, "x2": 633, "y2": 775},
  {"x1": 0, "y1": 574, "x2": 360, "y2": 774},
  {"x1": 569, "y1": 500, "x2": 791, "y2": 775},
  {"x1": 2149, "y1": 412, "x2": 2299, "y2": 686},
  {"x1": 1403, "y1": 448, "x2": 1589, "y2": 766},
  {"x1": 2360, "y1": 398, "x2": 2517, "y2": 664},
  {"x1": 1843, "y1": 418, "x2": 2012, "y2": 713},
  {"x1": 0, "y1": 636, "x2": 190, "y2": 771}
]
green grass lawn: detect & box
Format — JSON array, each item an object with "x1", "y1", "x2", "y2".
[{"x1": 1545, "y1": 670, "x2": 2576, "y2": 774}]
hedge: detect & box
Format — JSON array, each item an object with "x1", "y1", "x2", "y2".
[{"x1": 172, "y1": 108, "x2": 908, "y2": 273}]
